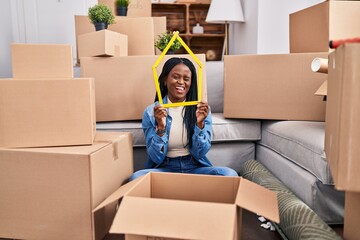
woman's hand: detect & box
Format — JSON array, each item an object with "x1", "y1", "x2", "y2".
[
  {"x1": 154, "y1": 104, "x2": 167, "y2": 130},
  {"x1": 196, "y1": 102, "x2": 209, "y2": 129}
]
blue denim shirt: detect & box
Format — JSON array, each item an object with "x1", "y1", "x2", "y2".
[{"x1": 142, "y1": 96, "x2": 213, "y2": 168}]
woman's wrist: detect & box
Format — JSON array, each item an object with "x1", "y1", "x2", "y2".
[
  {"x1": 197, "y1": 122, "x2": 205, "y2": 129},
  {"x1": 156, "y1": 126, "x2": 166, "y2": 135},
  {"x1": 157, "y1": 124, "x2": 166, "y2": 131}
]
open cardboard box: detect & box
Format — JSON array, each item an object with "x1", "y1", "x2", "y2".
[{"x1": 94, "y1": 172, "x2": 280, "y2": 240}]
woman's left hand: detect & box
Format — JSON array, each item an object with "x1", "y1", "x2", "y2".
[{"x1": 196, "y1": 102, "x2": 209, "y2": 129}]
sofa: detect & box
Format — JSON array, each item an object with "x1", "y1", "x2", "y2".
[{"x1": 95, "y1": 61, "x2": 345, "y2": 224}]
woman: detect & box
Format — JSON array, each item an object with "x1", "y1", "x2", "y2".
[{"x1": 129, "y1": 57, "x2": 238, "y2": 181}]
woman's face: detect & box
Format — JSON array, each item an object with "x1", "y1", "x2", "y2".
[{"x1": 165, "y1": 63, "x2": 192, "y2": 103}]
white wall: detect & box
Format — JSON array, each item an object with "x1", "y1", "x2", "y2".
[
  {"x1": 229, "y1": 0, "x2": 257, "y2": 55},
  {"x1": 0, "y1": 0, "x2": 13, "y2": 77},
  {"x1": 0, "y1": 0, "x2": 327, "y2": 77},
  {"x1": 0, "y1": 0, "x2": 97, "y2": 78},
  {"x1": 231, "y1": 0, "x2": 324, "y2": 55}
]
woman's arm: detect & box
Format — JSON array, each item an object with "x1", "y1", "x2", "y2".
[
  {"x1": 190, "y1": 110, "x2": 212, "y2": 159},
  {"x1": 142, "y1": 106, "x2": 168, "y2": 166}
]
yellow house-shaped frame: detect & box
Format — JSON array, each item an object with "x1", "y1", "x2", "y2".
[{"x1": 152, "y1": 31, "x2": 203, "y2": 108}]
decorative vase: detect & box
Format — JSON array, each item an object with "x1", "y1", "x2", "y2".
[
  {"x1": 117, "y1": 6, "x2": 128, "y2": 16},
  {"x1": 94, "y1": 22, "x2": 108, "y2": 31},
  {"x1": 193, "y1": 23, "x2": 204, "y2": 34}
]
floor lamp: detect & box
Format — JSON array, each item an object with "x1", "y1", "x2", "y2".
[{"x1": 205, "y1": 0, "x2": 245, "y2": 57}]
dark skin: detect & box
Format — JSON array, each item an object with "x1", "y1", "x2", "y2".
[{"x1": 154, "y1": 63, "x2": 208, "y2": 135}]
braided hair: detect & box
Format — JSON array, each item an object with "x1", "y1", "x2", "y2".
[{"x1": 155, "y1": 57, "x2": 198, "y2": 148}]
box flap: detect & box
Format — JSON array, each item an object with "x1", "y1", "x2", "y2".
[
  {"x1": 111, "y1": 196, "x2": 236, "y2": 240},
  {"x1": 151, "y1": 172, "x2": 238, "y2": 204},
  {"x1": 315, "y1": 80, "x2": 328, "y2": 96},
  {"x1": 93, "y1": 176, "x2": 143, "y2": 212},
  {"x1": 236, "y1": 178, "x2": 280, "y2": 223}
]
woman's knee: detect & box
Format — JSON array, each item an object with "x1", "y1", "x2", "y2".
[
  {"x1": 218, "y1": 167, "x2": 238, "y2": 177},
  {"x1": 128, "y1": 169, "x2": 151, "y2": 182},
  {"x1": 128, "y1": 168, "x2": 171, "y2": 182}
]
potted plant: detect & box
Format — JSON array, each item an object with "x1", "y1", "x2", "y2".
[
  {"x1": 88, "y1": 4, "x2": 115, "y2": 31},
  {"x1": 116, "y1": 0, "x2": 130, "y2": 16},
  {"x1": 155, "y1": 32, "x2": 182, "y2": 54}
]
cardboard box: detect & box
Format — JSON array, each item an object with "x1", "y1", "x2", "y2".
[
  {"x1": 290, "y1": 1, "x2": 360, "y2": 53},
  {"x1": 223, "y1": 53, "x2": 328, "y2": 121},
  {"x1": 153, "y1": 16, "x2": 168, "y2": 55},
  {"x1": 78, "y1": 30, "x2": 128, "y2": 59},
  {"x1": 80, "y1": 54, "x2": 207, "y2": 122},
  {"x1": 94, "y1": 172, "x2": 280, "y2": 239},
  {"x1": 314, "y1": 80, "x2": 327, "y2": 96},
  {"x1": 11, "y1": 44, "x2": 74, "y2": 78},
  {"x1": 0, "y1": 132, "x2": 133, "y2": 240},
  {"x1": 0, "y1": 78, "x2": 96, "y2": 148},
  {"x1": 325, "y1": 43, "x2": 360, "y2": 192},
  {"x1": 99, "y1": 0, "x2": 151, "y2": 17},
  {"x1": 74, "y1": 16, "x2": 166, "y2": 62},
  {"x1": 344, "y1": 192, "x2": 360, "y2": 240}
]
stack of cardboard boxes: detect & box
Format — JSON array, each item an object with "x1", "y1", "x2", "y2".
[
  {"x1": 0, "y1": 2, "x2": 280, "y2": 240},
  {"x1": 0, "y1": 44, "x2": 134, "y2": 240},
  {"x1": 222, "y1": 0, "x2": 360, "y2": 239},
  {"x1": 73, "y1": 2, "x2": 281, "y2": 240},
  {"x1": 74, "y1": 4, "x2": 211, "y2": 121},
  {"x1": 325, "y1": 43, "x2": 360, "y2": 240},
  {"x1": 2, "y1": 0, "x2": 359, "y2": 239},
  {"x1": 291, "y1": 1, "x2": 360, "y2": 239}
]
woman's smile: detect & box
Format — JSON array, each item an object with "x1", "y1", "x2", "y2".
[{"x1": 165, "y1": 63, "x2": 192, "y2": 102}]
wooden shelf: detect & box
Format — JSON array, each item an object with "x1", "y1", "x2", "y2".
[
  {"x1": 180, "y1": 33, "x2": 225, "y2": 37},
  {"x1": 152, "y1": 2, "x2": 225, "y2": 61}
]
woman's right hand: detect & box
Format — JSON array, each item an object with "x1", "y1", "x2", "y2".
[{"x1": 154, "y1": 104, "x2": 167, "y2": 130}]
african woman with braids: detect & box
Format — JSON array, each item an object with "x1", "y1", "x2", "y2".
[{"x1": 129, "y1": 57, "x2": 238, "y2": 181}]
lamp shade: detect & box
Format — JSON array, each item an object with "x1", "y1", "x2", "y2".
[{"x1": 205, "y1": 0, "x2": 245, "y2": 23}]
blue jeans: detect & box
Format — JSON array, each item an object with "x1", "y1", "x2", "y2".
[{"x1": 129, "y1": 155, "x2": 238, "y2": 181}]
